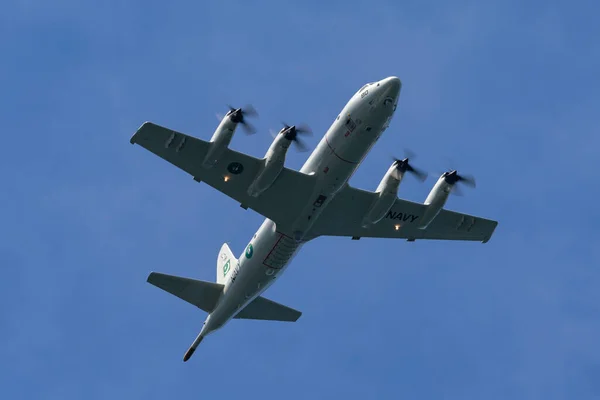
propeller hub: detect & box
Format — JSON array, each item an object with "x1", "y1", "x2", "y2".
[
  {"x1": 229, "y1": 108, "x2": 244, "y2": 123},
  {"x1": 390, "y1": 151, "x2": 427, "y2": 182},
  {"x1": 442, "y1": 170, "x2": 476, "y2": 190},
  {"x1": 444, "y1": 170, "x2": 459, "y2": 184},
  {"x1": 393, "y1": 158, "x2": 410, "y2": 172},
  {"x1": 277, "y1": 122, "x2": 312, "y2": 152},
  {"x1": 224, "y1": 104, "x2": 258, "y2": 134},
  {"x1": 283, "y1": 125, "x2": 297, "y2": 140}
]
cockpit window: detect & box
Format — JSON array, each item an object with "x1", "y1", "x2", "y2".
[{"x1": 358, "y1": 84, "x2": 369, "y2": 92}]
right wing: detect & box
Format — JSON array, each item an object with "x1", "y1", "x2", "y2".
[
  {"x1": 308, "y1": 185, "x2": 498, "y2": 243},
  {"x1": 130, "y1": 122, "x2": 317, "y2": 230},
  {"x1": 234, "y1": 296, "x2": 302, "y2": 322}
]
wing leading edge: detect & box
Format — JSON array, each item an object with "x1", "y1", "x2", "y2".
[
  {"x1": 130, "y1": 122, "x2": 317, "y2": 230},
  {"x1": 307, "y1": 185, "x2": 497, "y2": 243}
]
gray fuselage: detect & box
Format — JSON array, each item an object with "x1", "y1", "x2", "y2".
[{"x1": 201, "y1": 77, "x2": 401, "y2": 336}]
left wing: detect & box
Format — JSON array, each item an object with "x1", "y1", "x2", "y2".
[
  {"x1": 147, "y1": 272, "x2": 224, "y2": 313},
  {"x1": 308, "y1": 185, "x2": 498, "y2": 243},
  {"x1": 130, "y1": 122, "x2": 317, "y2": 230}
]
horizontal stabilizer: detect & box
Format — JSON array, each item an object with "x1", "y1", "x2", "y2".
[
  {"x1": 235, "y1": 296, "x2": 301, "y2": 322},
  {"x1": 147, "y1": 272, "x2": 223, "y2": 313}
]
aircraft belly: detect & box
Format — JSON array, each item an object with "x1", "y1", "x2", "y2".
[
  {"x1": 210, "y1": 219, "x2": 301, "y2": 328},
  {"x1": 289, "y1": 121, "x2": 383, "y2": 237},
  {"x1": 209, "y1": 84, "x2": 397, "y2": 328}
]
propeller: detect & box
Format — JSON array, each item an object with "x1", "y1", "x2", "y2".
[
  {"x1": 225, "y1": 104, "x2": 258, "y2": 134},
  {"x1": 279, "y1": 122, "x2": 313, "y2": 152},
  {"x1": 442, "y1": 170, "x2": 476, "y2": 196},
  {"x1": 390, "y1": 149, "x2": 427, "y2": 181}
]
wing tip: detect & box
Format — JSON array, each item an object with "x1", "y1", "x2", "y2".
[
  {"x1": 482, "y1": 220, "x2": 499, "y2": 244},
  {"x1": 146, "y1": 271, "x2": 159, "y2": 283},
  {"x1": 130, "y1": 121, "x2": 155, "y2": 144}
]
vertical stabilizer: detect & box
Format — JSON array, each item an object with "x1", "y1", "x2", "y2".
[{"x1": 217, "y1": 243, "x2": 237, "y2": 284}]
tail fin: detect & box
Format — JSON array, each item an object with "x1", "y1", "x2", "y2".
[{"x1": 217, "y1": 243, "x2": 237, "y2": 284}]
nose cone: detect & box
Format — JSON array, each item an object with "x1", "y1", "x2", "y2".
[{"x1": 379, "y1": 76, "x2": 401, "y2": 96}]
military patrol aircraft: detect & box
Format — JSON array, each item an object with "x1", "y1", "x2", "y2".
[{"x1": 130, "y1": 76, "x2": 497, "y2": 362}]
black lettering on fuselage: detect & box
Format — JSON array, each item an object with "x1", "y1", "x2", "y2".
[
  {"x1": 385, "y1": 210, "x2": 419, "y2": 223},
  {"x1": 230, "y1": 263, "x2": 240, "y2": 283}
]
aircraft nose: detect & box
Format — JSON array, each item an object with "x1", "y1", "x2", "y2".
[{"x1": 379, "y1": 76, "x2": 401, "y2": 96}]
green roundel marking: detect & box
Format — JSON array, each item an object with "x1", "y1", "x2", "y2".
[
  {"x1": 227, "y1": 162, "x2": 244, "y2": 175},
  {"x1": 245, "y1": 244, "x2": 254, "y2": 259},
  {"x1": 223, "y1": 259, "x2": 230, "y2": 276}
]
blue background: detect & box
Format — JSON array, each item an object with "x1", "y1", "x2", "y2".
[{"x1": 2, "y1": 1, "x2": 599, "y2": 398}]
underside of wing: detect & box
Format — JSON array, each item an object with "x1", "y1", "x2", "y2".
[
  {"x1": 130, "y1": 122, "x2": 317, "y2": 231},
  {"x1": 308, "y1": 185, "x2": 498, "y2": 243}
]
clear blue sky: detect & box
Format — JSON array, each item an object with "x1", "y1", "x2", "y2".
[{"x1": 2, "y1": 1, "x2": 599, "y2": 398}]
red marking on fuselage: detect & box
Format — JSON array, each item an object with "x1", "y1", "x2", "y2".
[
  {"x1": 262, "y1": 231, "x2": 299, "y2": 270},
  {"x1": 262, "y1": 233, "x2": 285, "y2": 269}
]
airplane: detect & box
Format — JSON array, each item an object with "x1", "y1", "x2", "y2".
[{"x1": 129, "y1": 76, "x2": 498, "y2": 362}]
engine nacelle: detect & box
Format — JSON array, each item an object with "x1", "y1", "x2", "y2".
[
  {"x1": 418, "y1": 174, "x2": 453, "y2": 229},
  {"x1": 202, "y1": 113, "x2": 238, "y2": 168},
  {"x1": 247, "y1": 133, "x2": 291, "y2": 197},
  {"x1": 361, "y1": 163, "x2": 405, "y2": 227}
]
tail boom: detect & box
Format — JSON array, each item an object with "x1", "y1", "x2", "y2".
[{"x1": 183, "y1": 334, "x2": 204, "y2": 362}]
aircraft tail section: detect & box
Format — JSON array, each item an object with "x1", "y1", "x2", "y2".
[
  {"x1": 147, "y1": 272, "x2": 223, "y2": 313},
  {"x1": 217, "y1": 243, "x2": 237, "y2": 284}
]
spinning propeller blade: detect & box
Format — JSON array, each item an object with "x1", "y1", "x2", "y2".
[
  {"x1": 390, "y1": 149, "x2": 427, "y2": 181},
  {"x1": 225, "y1": 104, "x2": 259, "y2": 134},
  {"x1": 278, "y1": 122, "x2": 313, "y2": 152},
  {"x1": 442, "y1": 169, "x2": 476, "y2": 195}
]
